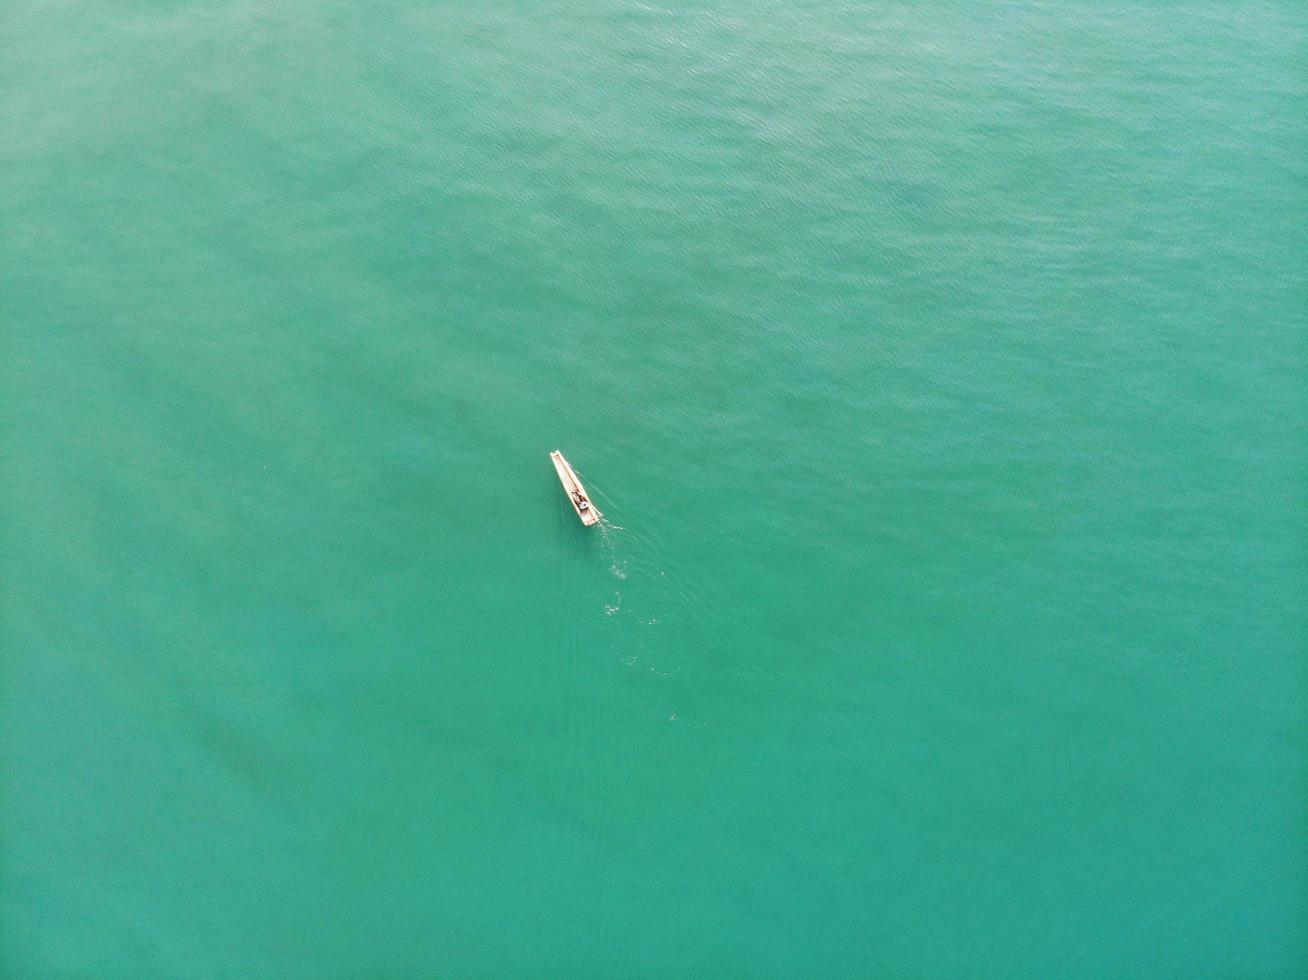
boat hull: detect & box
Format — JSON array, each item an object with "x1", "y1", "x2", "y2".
[{"x1": 550, "y1": 450, "x2": 602, "y2": 526}]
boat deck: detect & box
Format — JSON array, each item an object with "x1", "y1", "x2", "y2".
[{"x1": 550, "y1": 450, "x2": 602, "y2": 526}]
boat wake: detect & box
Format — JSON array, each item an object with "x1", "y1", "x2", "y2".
[{"x1": 560, "y1": 494, "x2": 707, "y2": 729}]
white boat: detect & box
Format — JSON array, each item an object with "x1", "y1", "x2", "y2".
[{"x1": 550, "y1": 450, "x2": 602, "y2": 526}]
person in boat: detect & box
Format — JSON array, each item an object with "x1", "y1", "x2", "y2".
[{"x1": 572, "y1": 488, "x2": 588, "y2": 510}]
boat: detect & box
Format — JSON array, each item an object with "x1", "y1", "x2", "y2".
[{"x1": 550, "y1": 450, "x2": 602, "y2": 526}]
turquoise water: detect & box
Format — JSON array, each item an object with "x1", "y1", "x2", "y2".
[{"x1": 3, "y1": 1, "x2": 1306, "y2": 975}]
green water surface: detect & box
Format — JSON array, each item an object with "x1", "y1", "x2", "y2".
[{"x1": 3, "y1": 1, "x2": 1305, "y2": 975}]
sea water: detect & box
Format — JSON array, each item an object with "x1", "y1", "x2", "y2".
[{"x1": 2, "y1": 1, "x2": 1305, "y2": 975}]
